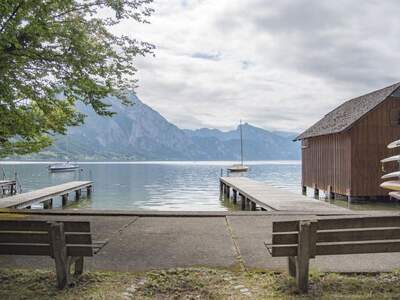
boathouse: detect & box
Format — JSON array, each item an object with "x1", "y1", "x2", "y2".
[{"x1": 295, "y1": 82, "x2": 400, "y2": 199}]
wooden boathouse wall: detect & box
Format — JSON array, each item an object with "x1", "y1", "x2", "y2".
[
  {"x1": 302, "y1": 96, "x2": 400, "y2": 198},
  {"x1": 349, "y1": 96, "x2": 400, "y2": 196},
  {"x1": 301, "y1": 132, "x2": 351, "y2": 196}
]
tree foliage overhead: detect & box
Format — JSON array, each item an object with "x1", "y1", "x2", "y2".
[{"x1": 0, "y1": 0, "x2": 154, "y2": 157}]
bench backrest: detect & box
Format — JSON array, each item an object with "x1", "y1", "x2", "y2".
[
  {"x1": 271, "y1": 216, "x2": 400, "y2": 257},
  {"x1": 0, "y1": 220, "x2": 93, "y2": 257}
]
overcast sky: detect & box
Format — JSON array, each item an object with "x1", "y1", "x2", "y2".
[{"x1": 113, "y1": 0, "x2": 400, "y2": 132}]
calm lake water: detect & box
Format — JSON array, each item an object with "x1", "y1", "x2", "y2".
[{"x1": 1, "y1": 161, "x2": 400, "y2": 211}]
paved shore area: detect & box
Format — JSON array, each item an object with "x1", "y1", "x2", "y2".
[{"x1": 1, "y1": 210, "x2": 400, "y2": 273}]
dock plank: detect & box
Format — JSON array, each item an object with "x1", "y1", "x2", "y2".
[
  {"x1": 0, "y1": 181, "x2": 93, "y2": 209},
  {"x1": 220, "y1": 177, "x2": 349, "y2": 212}
]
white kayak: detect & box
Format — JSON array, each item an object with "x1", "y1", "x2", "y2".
[
  {"x1": 380, "y1": 180, "x2": 400, "y2": 191},
  {"x1": 389, "y1": 191, "x2": 400, "y2": 200},
  {"x1": 388, "y1": 139, "x2": 400, "y2": 149},
  {"x1": 382, "y1": 171, "x2": 400, "y2": 179},
  {"x1": 381, "y1": 155, "x2": 400, "y2": 163}
]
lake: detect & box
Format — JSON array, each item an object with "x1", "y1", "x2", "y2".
[{"x1": 1, "y1": 161, "x2": 400, "y2": 211}]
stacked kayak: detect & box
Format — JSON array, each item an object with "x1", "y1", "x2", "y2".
[{"x1": 380, "y1": 140, "x2": 400, "y2": 200}]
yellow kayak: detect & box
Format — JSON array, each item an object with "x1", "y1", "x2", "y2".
[{"x1": 380, "y1": 181, "x2": 400, "y2": 191}]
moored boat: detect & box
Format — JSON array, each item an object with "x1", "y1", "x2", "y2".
[
  {"x1": 227, "y1": 121, "x2": 249, "y2": 173},
  {"x1": 48, "y1": 162, "x2": 79, "y2": 173}
]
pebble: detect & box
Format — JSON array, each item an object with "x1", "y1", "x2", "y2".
[
  {"x1": 121, "y1": 292, "x2": 131, "y2": 299},
  {"x1": 126, "y1": 285, "x2": 136, "y2": 293},
  {"x1": 240, "y1": 288, "x2": 249, "y2": 293},
  {"x1": 234, "y1": 285, "x2": 244, "y2": 289}
]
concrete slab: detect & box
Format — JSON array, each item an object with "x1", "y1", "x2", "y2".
[
  {"x1": 227, "y1": 215, "x2": 400, "y2": 272},
  {"x1": 92, "y1": 217, "x2": 238, "y2": 271}
]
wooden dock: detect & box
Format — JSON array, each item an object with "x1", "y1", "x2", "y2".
[
  {"x1": 0, "y1": 180, "x2": 17, "y2": 196},
  {"x1": 0, "y1": 181, "x2": 93, "y2": 209},
  {"x1": 220, "y1": 177, "x2": 350, "y2": 213}
]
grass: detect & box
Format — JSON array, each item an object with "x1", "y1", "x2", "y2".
[{"x1": 1, "y1": 268, "x2": 400, "y2": 299}]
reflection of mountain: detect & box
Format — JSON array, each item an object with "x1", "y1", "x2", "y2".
[{"x1": 22, "y1": 93, "x2": 300, "y2": 160}]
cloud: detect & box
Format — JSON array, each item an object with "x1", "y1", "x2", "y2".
[{"x1": 111, "y1": 0, "x2": 400, "y2": 132}]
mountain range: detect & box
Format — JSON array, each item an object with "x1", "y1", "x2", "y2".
[{"x1": 16, "y1": 93, "x2": 300, "y2": 161}]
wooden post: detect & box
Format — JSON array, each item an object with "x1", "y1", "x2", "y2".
[
  {"x1": 288, "y1": 256, "x2": 296, "y2": 277},
  {"x1": 75, "y1": 189, "x2": 81, "y2": 201},
  {"x1": 314, "y1": 187, "x2": 319, "y2": 199},
  {"x1": 226, "y1": 186, "x2": 230, "y2": 199},
  {"x1": 302, "y1": 186, "x2": 307, "y2": 196},
  {"x1": 232, "y1": 190, "x2": 237, "y2": 204},
  {"x1": 245, "y1": 198, "x2": 251, "y2": 210},
  {"x1": 240, "y1": 194, "x2": 246, "y2": 210},
  {"x1": 43, "y1": 200, "x2": 49, "y2": 209},
  {"x1": 295, "y1": 220, "x2": 317, "y2": 293},
  {"x1": 87, "y1": 186, "x2": 92, "y2": 196},
  {"x1": 74, "y1": 256, "x2": 84, "y2": 275},
  {"x1": 327, "y1": 185, "x2": 334, "y2": 200},
  {"x1": 250, "y1": 201, "x2": 257, "y2": 211},
  {"x1": 62, "y1": 194, "x2": 68, "y2": 206},
  {"x1": 49, "y1": 222, "x2": 70, "y2": 289},
  {"x1": 220, "y1": 181, "x2": 223, "y2": 195}
]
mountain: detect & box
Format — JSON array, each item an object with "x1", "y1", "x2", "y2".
[{"x1": 15, "y1": 93, "x2": 300, "y2": 161}]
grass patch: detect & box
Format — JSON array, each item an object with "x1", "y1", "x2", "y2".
[{"x1": 1, "y1": 268, "x2": 400, "y2": 299}]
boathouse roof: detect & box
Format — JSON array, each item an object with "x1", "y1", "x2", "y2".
[{"x1": 295, "y1": 82, "x2": 400, "y2": 140}]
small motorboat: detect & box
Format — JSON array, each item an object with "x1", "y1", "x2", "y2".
[{"x1": 48, "y1": 162, "x2": 79, "y2": 173}]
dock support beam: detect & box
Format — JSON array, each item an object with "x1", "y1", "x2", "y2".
[
  {"x1": 250, "y1": 201, "x2": 257, "y2": 211},
  {"x1": 61, "y1": 194, "x2": 68, "y2": 206},
  {"x1": 302, "y1": 186, "x2": 307, "y2": 196},
  {"x1": 327, "y1": 185, "x2": 334, "y2": 200},
  {"x1": 232, "y1": 190, "x2": 237, "y2": 204},
  {"x1": 75, "y1": 189, "x2": 81, "y2": 201},
  {"x1": 43, "y1": 199, "x2": 53, "y2": 209},
  {"x1": 87, "y1": 186, "x2": 92, "y2": 196},
  {"x1": 313, "y1": 187, "x2": 319, "y2": 199},
  {"x1": 240, "y1": 194, "x2": 246, "y2": 210}
]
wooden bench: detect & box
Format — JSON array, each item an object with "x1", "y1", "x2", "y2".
[
  {"x1": 0, "y1": 220, "x2": 105, "y2": 289},
  {"x1": 266, "y1": 215, "x2": 400, "y2": 293}
]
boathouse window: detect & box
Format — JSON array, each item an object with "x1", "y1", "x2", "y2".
[
  {"x1": 389, "y1": 109, "x2": 400, "y2": 126},
  {"x1": 301, "y1": 139, "x2": 309, "y2": 149}
]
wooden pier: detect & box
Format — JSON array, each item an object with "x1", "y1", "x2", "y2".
[
  {"x1": 0, "y1": 181, "x2": 93, "y2": 209},
  {"x1": 220, "y1": 177, "x2": 350, "y2": 213},
  {"x1": 0, "y1": 180, "x2": 17, "y2": 196}
]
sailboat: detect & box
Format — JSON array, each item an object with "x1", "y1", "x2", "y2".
[{"x1": 228, "y1": 121, "x2": 249, "y2": 173}]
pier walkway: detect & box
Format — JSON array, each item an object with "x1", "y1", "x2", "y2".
[
  {"x1": 220, "y1": 177, "x2": 349, "y2": 213},
  {"x1": 0, "y1": 181, "x2": 92, "y2": 209}
]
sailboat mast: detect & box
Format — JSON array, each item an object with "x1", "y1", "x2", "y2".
[{"x1": 240, "y1": 120, "x2": 243, "y2": 166}]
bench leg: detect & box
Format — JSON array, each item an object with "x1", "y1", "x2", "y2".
[
  {"x1": 288, "y1": 256, "x2": 296, "y2": 277},
  {"x1": 49, "y1": 222, "x2": 71, "y2": 289},
  {"x1": 295, "y1": 221, "x2": 313, "y2": 293},
  {"x1": 74, "y1": 257, "x2": 84, "y2": 276}
]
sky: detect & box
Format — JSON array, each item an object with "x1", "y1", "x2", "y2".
[{"x1": 113, "y1": 0, "x2": 400, "y2": 133}]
